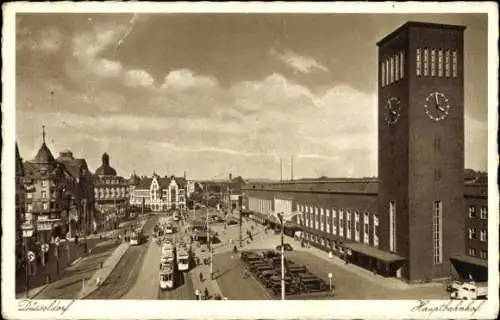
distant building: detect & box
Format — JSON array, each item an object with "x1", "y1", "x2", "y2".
[
  {"x1": 129, "y1": 173, "x2": 186, "y2": 212},
  {"x1": 15, "y1": 143, "x2": 25, "y2": 270},
  {"x1": 56, "y1": 150, "x2": 94, "y2": 235},
  {"x1": 93, "y1": 153, "x2": 129, "y2": 229},
  {"x1": 186, "y1": 180, "x2": 196, "y2": 198},
  {"x1": 22, "y1": 132, "x2": 78, "y2": 246}
]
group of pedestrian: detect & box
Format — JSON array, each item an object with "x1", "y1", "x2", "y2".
[{"x1": 194, "y1": 288, "x2": 211, "y2": 300}]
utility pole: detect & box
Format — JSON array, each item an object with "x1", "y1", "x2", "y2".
[
  {"x1": 291, "y1": 156, "x2": 294, "y2": 182},
  {"x1": 280, "y1": 158, "x2": 283, "y2": 183}
]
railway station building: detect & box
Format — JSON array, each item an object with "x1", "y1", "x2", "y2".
[{"x1": 242, "y1": 22, "x2": 489, "y2": 284}]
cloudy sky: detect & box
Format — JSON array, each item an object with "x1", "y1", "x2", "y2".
[{"x1": 15, "y1": 13, "x2": 488, "y2": 180}]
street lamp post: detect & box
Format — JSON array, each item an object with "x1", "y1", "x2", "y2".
[
  {"x1": 204, "y1": 188, "x2": 214, "y2": 280},
  {"x1": 277, "y1": 213, "x2": 285, "y2": 301},
  {"x1": 273, "y1": 210, "x2": 303, "y2": 301},
  {"x1": 328, "y1": 272, "x2": 333, "y2": 295},
  {"x1": 21, "y1": 224, "x2": 34, "y2": 298}
]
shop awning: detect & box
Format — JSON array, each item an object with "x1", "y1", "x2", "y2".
[
  {"x1": 450, "y1": 255, "x2": 488, "y2": 268},
  {"x1": 342, "y1": 242, "x2": 406, "y2": 263}
]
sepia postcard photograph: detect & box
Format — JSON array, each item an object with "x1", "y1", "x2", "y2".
[{"x1": 2, "y1": 2, "x2": 499, "y2": 319}]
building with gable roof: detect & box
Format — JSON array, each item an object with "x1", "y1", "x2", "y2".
[
  {"x1": 129, "y1": 172, "x2": 187, "y2": 212},
  {"x1": 56, "y1": 150, "x2": 95, "y2": 235},
  {"x1": 21, "y1": 129, "x2": 78, "y2": 247}
]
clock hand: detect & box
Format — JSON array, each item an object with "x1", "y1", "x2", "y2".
[{"x1": 434, "y1": 92, "x2": 439, "y2": 105}]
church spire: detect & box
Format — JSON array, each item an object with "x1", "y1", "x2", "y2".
[{"x1": 42, "y1": 125, "x2": 46, "y2": 144}]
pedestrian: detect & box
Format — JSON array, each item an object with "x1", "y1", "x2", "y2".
[
  {"x1": 204, "y1": 288, "x2": 209, "y2": 300},
  {"x1": 195, "y1": 289, "x2": 200, "y2": 300},
  {"x1": 199, "y1": 272, "x2": 203, "y2": 282}
]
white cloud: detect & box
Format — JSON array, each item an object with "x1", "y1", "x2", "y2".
[
  {"x1": 68, "y1": 22, "x2": 129, "y2": 82},
  {"x1": 125, "y1": 69, "x2": 155, "y2": 88},
  {"x1": 230, "y1": 73, "x2": 317, "y2": 112},
  {"x1": 161, "y1": 69, "x2": 218, "y2": 90},
  {"x1": 271, "y1": 48, "x2": 329, "y2": 74},
  {"x1": 18, "y1": 27, "x2": 62, "y2": 54},
  {"x1": 94, "y1": 59, "x2": 123, "y2": 78}
]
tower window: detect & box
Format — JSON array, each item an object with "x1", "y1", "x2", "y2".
[
  {"x1": 480, "y1": 229, "x2": 487, "y2": 242},
  {"x1": 480, "y1": 206, "x2": 487, "y2": 219},
  {"x1": 395, "y1": 54, "x2": 399, "y2": 81},
  {"x1": 438, "y1": 49, "x2": 444, "y2": 77},
  {"x1": 468, "y1": 247, "x2": 477, "y2": 257},
  {"x1": 468, "y1": 205, "x2": 477, "y2": 218},
  {"x1": 423, "y1": 48, "x2": 429, "y2": 76},
  {"x1": 389, "y1": 56, "x2": 394, "y2": 84},
  {"x1": 381, "y1": 62, "x2": 385, "y2": 87},
  {"x1": 416, "y1": 48, "x2": 421, "y2": 76},
  {"x1": 480, "y1": 250, "x2": 487, "y2": 259},
  {"x1": 445, "y1": 50, "x2": 451, "y2": 77},
  {"x1": 433, "y1": 200, "x2": 443, "y2": 264},
  {"x1": 389, "y1": 200, "x2": 396, "y2": 252},
  {"x1": 434, "y1": 136, "x2": 441, "y2": 152},
  {"x1": 430, "y1": 49, "x2": 436, "y2": 76},
  {"x1": 400, "y1": 51, "x2": 404, "y2": 79},
  {"x1": 452, "y1": 50, "x2": 458, "y2": 77},
  {"x1": 468, "y1": 227, "x2": 477, "y2": 239},
  {"x1": 385, "y1": 60, "x2": 389, "y2": 86}
]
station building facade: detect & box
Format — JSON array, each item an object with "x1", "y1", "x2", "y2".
[
  {"x1": 242, "y1": 21, "x2": 489, "y2": 284},
  {"x1": 129, "y1": 173, "x2": 187, "y2": 212}
]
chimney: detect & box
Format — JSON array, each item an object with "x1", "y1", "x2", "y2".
[{"x1": 229, "y1": 173, "x2": 232, "y2": 181}]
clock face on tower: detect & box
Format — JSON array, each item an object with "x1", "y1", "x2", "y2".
[
  {"x1": 424, "y1": 91, "x2": 450, "y2": 121},
  {"x1": 384, "y1": 96, "x2": 401, "y2": 125}
]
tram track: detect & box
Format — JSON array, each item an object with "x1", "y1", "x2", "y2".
[{"x1": 85, "y1": 216, "x2": 157, "y2": 299}]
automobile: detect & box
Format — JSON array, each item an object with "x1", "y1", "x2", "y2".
[
  {"x1": 254, "y1": 264, "x2": 274, "y2": 274},
  {"x1": 258, "y1": 270, "x2": 276, "y2": 281},
  {"x1": 242, "y1": 255, "x2": 262, "y2": 263},
  {"x1": 227, "y1": 220, "x2": 238, "y2": 226},
  {"x1": 261, "y1": 250, "x2": 280, "y2": 259},
  {"x1": 287, "y1": 265, "x2": 308, "y2": 275},
  {"x1": 446, "y1": 279, "x2": 464, "y2": 292},
  {"x1": 249, "y1": 262, "x2": 271, "y2": 272},
  {"x1": 275, "y1": 243, "x2": 293, "y2": 251}
]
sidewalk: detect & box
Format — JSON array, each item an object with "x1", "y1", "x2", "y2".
[
  {"x1": 77, "y1": 217, "x2": 149, "y2": 299},
  {"x1": 185, "y1": 219, "x2": 268, "y2": 300},
  {"x1": 77, "y1": 242, "x2": 130, "y2": 299},
  {"x1": 189, "y1": 244, "x2": 223, "y2": 300},
  {"x1": 16, "y1": 238, "x2": 98, "y2": 299}
]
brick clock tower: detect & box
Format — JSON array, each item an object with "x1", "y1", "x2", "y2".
[{"x1": 377, "y1": 22, "x2": 466, "y2": 282}]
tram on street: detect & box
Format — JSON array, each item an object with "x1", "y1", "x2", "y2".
[
  {"x1": 159, "y1": 261, "x2": 175, "y2": 290},
  {"x1": 165, "y1": 223, "x2": 175, "y2": 234},
  {"x1": 130, "y1": 229, "x2": 143, "y2": 245},
  {"x1": 176, "y1": 243, "x2": 190, "y2": 271}
]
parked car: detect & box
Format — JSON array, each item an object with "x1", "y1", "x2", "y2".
[
  {"x1": 275, "y1": 243, "x2": 293, "y2": 251},
  {"x1": 287, "y1": 265, "x2": 308, "y2": 275}
]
